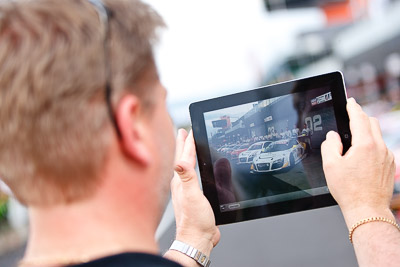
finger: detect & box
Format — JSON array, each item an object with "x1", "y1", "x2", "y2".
[
  {"x1": 346, "y1": 98, "x2": 373, "y2": 146},
  {"x1": 181, "y1": 130, "x2": 197, "y2": 166},
  {"x1": 369, "y1": 117, "x2": 384, "y2": 145},
  {"x1": 175, "y1": 128, "x2": 188, "y2": 163},
  {"x1": 175, "y1": 160, "x2": 201, "y2": 189},
  {"x1": 389, "y1": 150, "x2": 396, "y2": 177},
  {"x1": 321, "y1": 131, "x2": 343, "y2": 168},
  {"x1": 214, "y1": 158, "x2": 232, "y2": 187},
  {"x1": 170, "y1": 173, "x2": 178, "y2": 193}
]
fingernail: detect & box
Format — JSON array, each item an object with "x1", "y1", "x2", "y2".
[
  {"x1": 326, "y1": 131, "x2": 339, "y2": 140},
  {"x1": 348, "y1": 97, "x2": 356, "y2": 104},
  {"x1": 175, "y1": 165, "x2": 183, "y2": 173}
]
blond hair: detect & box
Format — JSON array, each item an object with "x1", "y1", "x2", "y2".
[{"x1": 0, "y1": 0, "x2": 164, "y2": 206}]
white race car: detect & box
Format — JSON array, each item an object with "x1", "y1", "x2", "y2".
[
  {"x1": 250, "y1": 139, "x2": 307, "y2": 173},
  {"x1": 238, "y1": 141, "x2": 272, "y2": 164}
]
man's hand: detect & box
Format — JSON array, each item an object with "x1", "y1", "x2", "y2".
[
  {"x1": 321, "y1": 97, "x2": 396, "y2": 226},
  {"x1": 321, "y1": 98, "x2": 400, "y2": 267},
  {"x1": 164, "y1": 129, "x2": 220, "y2": 266}
]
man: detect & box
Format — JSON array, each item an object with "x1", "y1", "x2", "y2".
[
  {"x1": 0, "y1": 1, "x2": 217, "y2": 266},
  {"x1": 292, "y1": 124, "x2": 300, "y2": 137},
  {"x1": 280, "y1": 129, "x2": 286, "y2": 139},
  {"x1": 284, "y1": 127, "x2": 291, "y2": 139},
  {"x1": 0, "y1": 1, "x2": 398, "y2": 267},
  {"x1": 301, "y1": 123, "x2": 311, "y2": 136}
]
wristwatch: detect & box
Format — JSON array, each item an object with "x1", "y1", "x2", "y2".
[{"x1": 169, "y1": 240, "x2": 211, "y2": 267}]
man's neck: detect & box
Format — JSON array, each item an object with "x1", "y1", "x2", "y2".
[
  {"x1": 23, "y1": 193, "x2": 159, "y2": 266},
  {"x1": 22, "y1": 139, "x2": 167, "y2": 266}
]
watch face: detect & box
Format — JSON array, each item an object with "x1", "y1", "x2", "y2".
[{"x1": 190, "y1": 71, "x2": 350, "y2": 225}]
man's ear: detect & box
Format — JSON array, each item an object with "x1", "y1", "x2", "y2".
[{"x1": 115, "y1": 94, "x2": 151, "y2": 166}]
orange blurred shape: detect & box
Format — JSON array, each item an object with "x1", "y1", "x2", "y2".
[{"x1": 321, "y1": 0, "x2": 369, "y2": 26}]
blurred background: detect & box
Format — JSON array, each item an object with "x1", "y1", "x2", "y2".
[{"x1": 1, "y1": 0, "x2": 400, "y2": 266}]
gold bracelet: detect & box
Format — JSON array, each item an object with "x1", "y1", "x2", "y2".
[{"x1": 349, "y1": 216, "x2": 400, "y2": 243}]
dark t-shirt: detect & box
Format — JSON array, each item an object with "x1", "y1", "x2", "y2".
[{"x1": 69, "y1": 252, "x2": 183, "y2": 267}]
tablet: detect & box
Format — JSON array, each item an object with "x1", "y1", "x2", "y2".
[{"x1": 190, "y1": 71, "x2": 351, "y2": 225}]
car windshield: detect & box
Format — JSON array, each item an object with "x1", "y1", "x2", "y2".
[
  {"x1": 263, "y1": 143, "x2": 289, "y2": 153},
  {"x1": 248, "y1": 143, "x2": 263, "y2": 150},
  {"x1": 263, "y1": 142, "x2": 272, "y2": 148},
  {"x1": 239, "y1": 144, "x2": 249, "y2": 149}
]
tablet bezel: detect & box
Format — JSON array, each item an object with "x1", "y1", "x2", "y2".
[{"x1": 190, "y1": 71, "x2": 351, "y2": 225}]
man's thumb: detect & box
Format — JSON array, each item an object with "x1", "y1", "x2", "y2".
[
  {"x1": 174, "y1": 161, "x2": 200, "y2": 188},
  {"x1": 321, "y1": 131, "x2": 343, "y2": 167}
]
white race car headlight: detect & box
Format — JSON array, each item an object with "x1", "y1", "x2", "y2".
[
  {"x1": 248, "y1": 152, "x2": 257, "y2": 161},
  {"x1": 273, "y1": 158, "x2": 284, "y2": 164}
]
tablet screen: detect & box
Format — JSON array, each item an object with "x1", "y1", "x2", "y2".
[
  {"x1": 190, "y1": 72, "x2": 350, "y2": 224},
  {"x1": 205, "y1": 86, "x2": 335, "y2": 213}
]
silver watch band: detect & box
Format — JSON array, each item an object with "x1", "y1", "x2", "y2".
[{"x1": 169, "y1": 240, "x2": 211, "y2": 267}]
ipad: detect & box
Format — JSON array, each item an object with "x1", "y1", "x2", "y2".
[{"x1": 190, "y1": 71, "x2": 351, "y2": 225}]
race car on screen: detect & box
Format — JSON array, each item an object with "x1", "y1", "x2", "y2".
[
  {"x1": 238, "y1": 141, "x2": 272, "y2": 164},
  {"x1": 230, "y1": 143, "x2": 251, "y2": 162},
  {"x1": 250, "y1": 139, "x2": 307, "y2": 173}
]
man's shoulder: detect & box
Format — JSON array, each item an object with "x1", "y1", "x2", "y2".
[{"x1": 69, "y1": 252, "x2": 183, "y2": 267}]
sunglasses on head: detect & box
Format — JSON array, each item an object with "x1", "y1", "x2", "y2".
[{"x1": 88, "y1": 0, "x2": 121, "y2": 138}]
